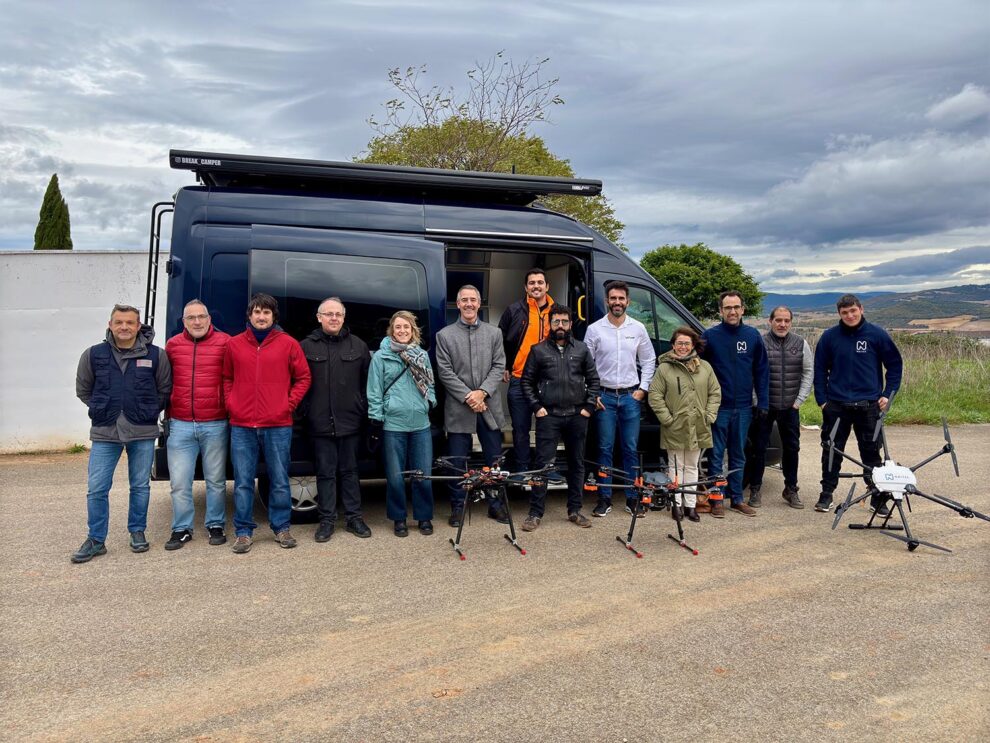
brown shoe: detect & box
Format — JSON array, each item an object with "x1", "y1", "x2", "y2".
[
  {"x1": 730, "y1": 502, "x2": 758, "y2": 517},
  {"x1": 521, "y1": 515, "x2": 541, "y2": 532},
  {"x1": 231, "y1": 536, "x2": 252, "y2": 554},
  {"x1": 710, "y1": 500, "x2": 725, "y2": 518},
  {"x1": 783, "y1": 486, "x2": 805, "y2": 509},
  {"x1": 274, "y1": 530, "x2": 297, "y2": 548},
  {"x1": 568, "y1": 511, "x2": 592, "y2": 528}
]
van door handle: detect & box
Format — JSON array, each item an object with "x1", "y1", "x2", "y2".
[{"x1": 577, "y1": 294, "x2": 586, "y2": 321}]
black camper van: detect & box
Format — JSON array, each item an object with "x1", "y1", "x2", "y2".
[{"x1": 147, "y1": 150, "x2": 706, "y2": 517}]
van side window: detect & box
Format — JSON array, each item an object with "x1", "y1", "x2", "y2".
[
  {"x1": 624, "y1": 284, "x2": 684, "y2": 352},
  {"x1": 626, "y1": 286, "x2": 659, "y2": 340},
  {"x1": 251, "y1": 250, "x2": 429, "y2": 350}
]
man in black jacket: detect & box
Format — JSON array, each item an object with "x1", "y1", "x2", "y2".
[
  {"x1": 300, "y1": 298, "x2": 372, "y2": 541},
  {"x1": 519, "y1": 305, "x2": 600, "y2": 531}
]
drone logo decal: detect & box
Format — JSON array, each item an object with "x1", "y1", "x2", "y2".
[
  {"x1": 856, "y1": 340, "x2": 868, "y2": 352},
  {"x1": 736, "y1": 341, "x2": 747, "y2": 352}
]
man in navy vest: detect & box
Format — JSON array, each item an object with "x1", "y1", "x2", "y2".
[{"x1": 72, "y1": 304, "x2": 172, "y2": 563}]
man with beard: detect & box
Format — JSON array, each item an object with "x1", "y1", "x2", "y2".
[
  {"x1": 72, "y1": 304, "x2": 172, "y2": 563},
  {"x1": 519, "y1": 305, "x2": 600, "y2": 531},
  {"x1": 584, "y1": 280, "x2": 656, "y2": 517},
  {"x1": 813, "y1": 294, "x2": 902, "y2": 515}
]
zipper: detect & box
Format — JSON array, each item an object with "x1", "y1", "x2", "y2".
[{"x1": 190, "y1": 336, "x2": 198, "y2": 421}]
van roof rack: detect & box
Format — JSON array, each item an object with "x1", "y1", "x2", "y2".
[{"x1": 169, "y1": 150, "x2": 602, "y2": 205}]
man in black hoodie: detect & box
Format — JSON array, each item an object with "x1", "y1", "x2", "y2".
[{"x1": 300, "y1": 298, "x2": 372, "y2": 541}]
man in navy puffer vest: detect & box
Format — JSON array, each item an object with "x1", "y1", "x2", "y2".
[
  {"x1": 701, "y1": 291, "x2": 769, "y2": 518},
  {"x1": 72, "y1": 304, "x2": 172, "y2": 563}
]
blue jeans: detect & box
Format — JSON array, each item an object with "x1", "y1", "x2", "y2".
[
  {"x1": 595, "y1": 390, "x2": 642, "y2": 490},
  {"x1": 383, "y1": 427, "x2": 434, "y2": 521},
  {"x1": 230, "y1": 425, "x2": 292, "y2": 537},
  {"x1": 506, "y1": 377, "x2": 532, "y2": 471},
  {"x1": 446, "y1": 418, "x2": 504, "y2": 509},
  {"x1": 167, "y1": 419, "x2": 229, "y2": 532},
  {"x1": 710, "y1": 407, "x2": 753, "y2": 505},
  {"x1": 85, "y1": 439, "x2": 155, "y2": 542}
]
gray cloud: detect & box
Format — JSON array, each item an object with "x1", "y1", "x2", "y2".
[
  {"x1": 926, "y1": 83, "x2": 990, "y2": 128},
  {"x1": 855, "y1": 245, "x2": 990, "y2": 279}
]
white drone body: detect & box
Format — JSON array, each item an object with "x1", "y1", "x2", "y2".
[{"x1": 871, "y1": 461, "x2": 917, "y2": 499}]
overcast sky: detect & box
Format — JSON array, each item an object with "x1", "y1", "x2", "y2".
[{"x1": 2, "y1": 0, "x2": 988, "y2": 293}]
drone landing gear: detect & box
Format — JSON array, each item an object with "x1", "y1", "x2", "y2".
[
  {"x1": 667, "y1": 509, "x2": 699, "y2": 556},
  {"x1": 449, "y1": 486, "x2": 526, "y2": 561},
  {"x1": 834, "y1": 485, "x2": 951, "y2": 553},
  {"x1": 615, "y1": 499, "x2": 698, "y2": 558}
]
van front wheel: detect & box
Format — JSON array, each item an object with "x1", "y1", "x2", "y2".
[{"x1": 257, "y1": 474, "x2": 320, "y2": 524}]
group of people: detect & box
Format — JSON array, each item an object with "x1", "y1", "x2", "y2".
[{"x1": 70, "y1": 271, "x2": 903, "y2": 564}]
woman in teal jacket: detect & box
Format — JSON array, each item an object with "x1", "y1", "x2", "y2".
[{"x1": 367, "y1": 311, "x2": 436, "y2": 536}]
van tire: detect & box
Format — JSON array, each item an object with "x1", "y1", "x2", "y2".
[{"x1": 257, "y1": 474, "x2": 320, "y2": 524}]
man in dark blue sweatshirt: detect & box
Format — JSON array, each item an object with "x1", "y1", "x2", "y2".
[
  {"x1": 813, "y1": 294, "x2": 902, "y2": 514},
  {"x1": 702, "y1": 291, "x2": 769, "y2": 518}
]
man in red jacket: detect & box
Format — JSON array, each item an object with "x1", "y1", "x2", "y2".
[
  {"x1": 223, "y1": 293, "x2": 311, "y2": 554},
  {"x1": 163, "y1": 300, "x2": 231, "y2": 550}
]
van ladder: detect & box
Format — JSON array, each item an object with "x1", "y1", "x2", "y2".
[{"x1": 144, "y1": 201, "x2": 174, "y2": 327}]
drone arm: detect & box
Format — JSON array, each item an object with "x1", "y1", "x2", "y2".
[
  {"x1": 906, "y1": 486, "x2": 990, "y2": 522},
  {"x1": 909, "y1": 447, "x2": 950, "y2": 473}
]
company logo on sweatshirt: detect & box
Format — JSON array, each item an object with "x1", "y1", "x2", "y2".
[
  {"x1": 856, "y1": 340, "x2": 868, "y2": 352},
  {"x1": 736, "y1": 341, "x2": 747, "y2": 353}
]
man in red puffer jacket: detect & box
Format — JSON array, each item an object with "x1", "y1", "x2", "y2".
[{"x1": 223, "y1": 293, "x2": 311, "y2": 554}]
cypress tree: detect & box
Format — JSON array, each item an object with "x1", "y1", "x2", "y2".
[{"x1": 33, "y1": 174, "x2": 73, "y2": 250}]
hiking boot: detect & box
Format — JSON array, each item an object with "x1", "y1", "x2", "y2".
[
  {"x1": 448, "y1": 508, "x2": 464, "y2": 528},
  {"x1": 568, "y1": 511, "x2": 592, "y2": 528},
  {"x1": 165, "y1": 529, "x2": 192, "y2": 551},
  {"x1": 592, "y1": 499, "x2": 612, "y2": 517},
  {"x1": 814, "y1": 494, "x2": 833, "y2": 513},
  {"x1": 731, "y1": 502, "x2": 758, "y2": 517},
  {"x1": 782, "y1": 486, "x2": 804, "y2": 509},
  {"x1": 418, "y1": 520, "x2": 434, "y2": 535},
  {"x1": 346, "y1": 518, "x2": 372, "y2": 538},
  {"x1": 521, "y1": 515, "x2": 541, "y2": 532},
  {"x1": 274, "y1": 530, "x2": 297, "y2": 549},
  {"x1": 71, "y1": 537, "x2": 106, "y2": 564},
  {"x1": 393, "y1": 520, "x2": 409, "y2": 537},
  {"x1": 129, "y1": 531, "x2": 150, "y2": 553},
  {"x1": 315, "y1": 522, "x2": 335, "y2": 542},
  {"x1": 208, "y1": 527, "x2": 227, "y2": 545},
  {"x1": 232, "y1": 536, "x2": 252, "y2": 554},
  {"x1": 488, "y1": 504, "x2": 510, "y2": 524},
  {"x1": 685, "y1": 507, "x2": 700, "y2": 522},
  {"x1": 748, "y1": 488, "x2": 762, "y2": 508},
  {"x1": 710, "y1": 500, "x2": 725, "y2": 518}
]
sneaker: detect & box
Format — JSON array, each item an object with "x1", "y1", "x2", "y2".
[
  {"x1": 232, "y1": 535, "x2": 253, "y2": 554},
  {"x1": 592, "y1": 499, "x2": 612, "y2": 517},
  {"x1": 782, "y1": 486, "x2": 804, "y2": 510},
  {"x1": 346, "y1": 518, "x2": 372, "y2": 538},
  {"x1": 568, "y1": 511, "x2": 592, "y2": 528},
  {"x1": 71, "y1": 537, "x2": 107, "y2": 564},
  {"x1": 164, "y1": 529, "x2": 192, "y2": 551},
  {"x1": 870, "y1": 494, "x2": 891, "y2": 517},
  {"x1": 507, "y1": 473, "x2": 529, "y2": 486},
  {"x1": 521, "y1": 515, "x2": 541, "y2": 532},
  {"x1": 545, "y1": 469, "x2": 566, "y2": 485},
  {"x1": 394, "y1": 520, "x2": 409, "y2": 537},
  {"x1": 814, "y1": 494, "x2": 833, "y2": 513},
  {"x1": 710, "y1": 500, "x2": 725, "y2": 518},
  {"x1": 487, "y1": 505, "x2": 510, "y2": 525},
  {"x1": 448, "y1": 508, "x2": 464, "y2": 528},
  {"x1": 315, "y1": 522, "x2": 335, "y2": 542},
  {"x1": 748, "y1": 488, "x2": 762, "y2": 508},
  {"x1": 730, "y1": 502, "x2": 758, "y2": 517},
  {"x1": 274, "y1": 530, "x2": 297, "y2": 549},
  {"x1": 208, "y1": 527, "x2": 227, "y2": 545},
  {"x1": 129, "y1": 531, "x2": 150, "y2": 553},
  {"x1": 418, "y1": 520, "x2": 434, "y2": 535}
]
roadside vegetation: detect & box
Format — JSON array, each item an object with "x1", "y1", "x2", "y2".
[{"x1": 798, "y1": 332, "x2": 990, "y2": 426}]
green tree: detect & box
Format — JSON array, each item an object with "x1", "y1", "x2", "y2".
[
  {"x1": 33, "y1": 173, "x2": 73, "y2": 250},
  {"x1": 640, "y1": 243, "x2": 762, "y2": 321},
  {"x1": 360, "y1": 53, "x2": 625, "y2": 247}
]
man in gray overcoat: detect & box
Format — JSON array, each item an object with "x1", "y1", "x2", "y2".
[{"x1": 435, "y1": 284, "x2": 507, "y2": 527}]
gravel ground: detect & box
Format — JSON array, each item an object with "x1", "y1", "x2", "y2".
[{"x1": 1, "y1": 425, "x2": 988, "y2": 742}]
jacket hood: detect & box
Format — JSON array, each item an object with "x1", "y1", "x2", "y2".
[
  {"x1": 659, "y1": 349, "x2": 700, "y2": 371},
  {"x1": 105, "y1": 323, "x2": 155, "y2": 353}
]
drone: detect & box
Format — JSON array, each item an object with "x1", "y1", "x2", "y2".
[
  {"x1": 402, "y1": 454, "x2": 553, "y2": 560},
  {"x1": 585, "y1": 456, "x2": 730, "y2": 558},
  {"x1": 826, "y1": 394, "x2": 988, "y2": 552}
]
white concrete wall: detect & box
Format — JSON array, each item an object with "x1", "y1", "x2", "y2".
[{"x1": 0, "y1": 251, "x2": 169, "y2": 453}]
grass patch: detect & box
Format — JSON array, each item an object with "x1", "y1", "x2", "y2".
[
  {"x1": 799, "y1": 333, "x2": 990, "y2": 426},
  {"x1": 68, "y1": 443, "x2": 88, "y2": 454}
]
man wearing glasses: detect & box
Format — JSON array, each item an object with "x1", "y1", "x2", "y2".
[
  {"x1": 519, "y1": 305, "x2": 601, "y2": 531},
  {"x1": 701, "y1": 291, "x2": 769, "y2": 518}
]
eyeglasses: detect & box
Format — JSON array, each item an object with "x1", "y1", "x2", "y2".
[
  {"x1": 317, "y1": 312, "x2": 344, "y2": 318},
  {"x1": 673, "y1": 340, "x2": 693, "y2": 347},
  {"x1": 550, "y1": 319, "x2": 571, "y2": 327},
  {"x1": 183, "y1": 314, "x2": 209, "y2": 322},
  {"x1": 722, "y1": 305, "x2": 743, "y2": 312}
]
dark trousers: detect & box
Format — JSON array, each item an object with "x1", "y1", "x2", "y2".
[
  {"x1": 529, "y1": 413, "x2": 588, "y2": 518},
  {"x1": 313, "y1": 434, "x2": 362, "y2": 523},
  {"x1": 819, "y1": 401, "x2": 882, "y2": 496},
  {"x1": 446, "y1": 417, "x2": 505, "y2": 509},
  {"x1": 748, "y1": 407, "x2": 801, "y2": 490},
  {"x1": 507, "y1": 377, "x2": 533, "y2": 471}
]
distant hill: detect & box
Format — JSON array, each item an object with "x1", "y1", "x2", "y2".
[{"x1": 763, "y1": 291, "x2": 891, "y2": 311}]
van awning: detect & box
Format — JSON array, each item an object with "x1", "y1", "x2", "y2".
[{"x1": 169, "y1": 150, "x2": 603, "y2": 205}]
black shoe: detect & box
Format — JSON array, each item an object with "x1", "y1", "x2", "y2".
[
  {"x1": 685, "y1": 507, "x2": 700, "y2": 522},
  {"x1": 315, "y1": 522, "x2": 335, "y2": 542},
  {"x1": 592, "y1": 499, "x2": 612, "y2": 517},
  {"x1": 418, "y1": 520, "x2": 434, "y2": 535},
  {"x1": 71, "y1": 537, "x2": 107, "y2": 564},
  {"x1": 165, "y1": 529, "x2": 192, "y2": 551},
  {"x1": 346, "y1": 518, "x2": 372, "y2": 538},
  {"x1": 448, "y1": 508, "x2": 464, "y2": 528},
  {"x1": 129, "y1": 531, "x2": 150, "y2": 553},
  {"x1": 814, "y1": 495, "x2": 833, "y2": 513},
  {"x1": 394, "y1": 520, "x2": 409, "y2": 537},
  {"x1": 208, "y1": 527, "x2": 227, "y2": 545},
  {"x1": 870, "y1": 495, "x2": 891, "y2": 517},
  {"x1": 487, "y1": 505, "x2": 510, "y2": 524},
  {"x1": 671, "y1": 504, "x2": 683, "y2": 521}
]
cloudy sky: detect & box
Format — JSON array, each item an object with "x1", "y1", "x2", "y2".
[{"x1": 2, "y1": 0, "x2": 988, "y2": 293}]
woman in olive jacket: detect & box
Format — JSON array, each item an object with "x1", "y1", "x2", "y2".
[{"x1": 648, "y1": 326, "x2": 722, "y2": 521}]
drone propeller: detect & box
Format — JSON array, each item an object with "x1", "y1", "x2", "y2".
[
  {"x1": 941, "y1": 417, "x2": 960, "y2": 477},
  {"x1": 872, "y1": 389, "x2": 897, "y2": 443},
  {"x1": 827, "y1": 418, "x2": 841, "y2": 471},
  {"x1": 879, "y1": 529, "x2": 952, "y2": 553},
  {"x1": 832, "y1": 483, "x2": 857, "y2": 530}
]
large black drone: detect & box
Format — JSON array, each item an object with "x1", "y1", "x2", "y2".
[
  {"x1": 402, "y1": 455, "x2": 552, "y2": 560},
  {"x1": 826, "y1": 396, "x2": 988, "y2": 552}
]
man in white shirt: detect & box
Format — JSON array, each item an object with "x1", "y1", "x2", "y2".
[{"x1": 584, "y1": 281, "x2": 656, "y2": 517}]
